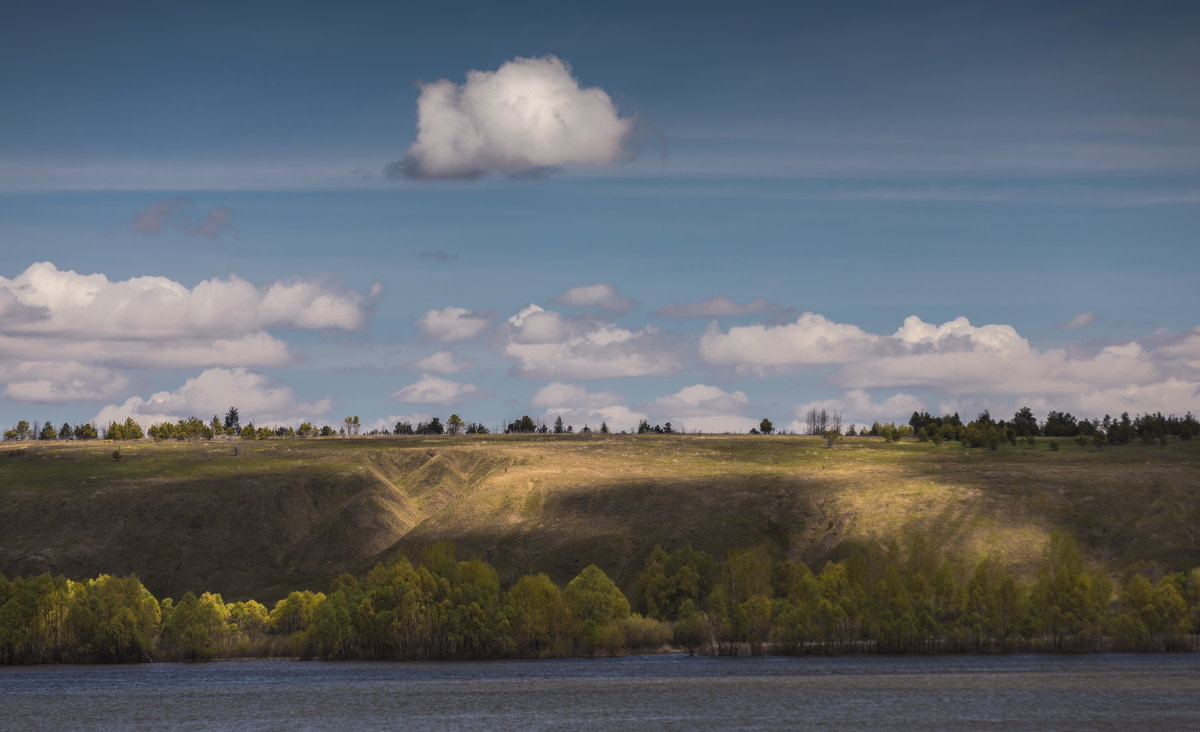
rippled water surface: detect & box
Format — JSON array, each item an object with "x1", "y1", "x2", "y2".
[{"x1": 3, "y1": 654, "x2": 1198, "y2": 730}]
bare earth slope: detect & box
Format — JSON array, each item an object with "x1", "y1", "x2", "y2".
[{"x1": 2, "y1": 436, "x2": 1197, "y2": 600}]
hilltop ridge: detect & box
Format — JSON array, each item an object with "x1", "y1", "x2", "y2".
[{"x1": 2, "y1": 435, "x2": 1197, "y2": 600}]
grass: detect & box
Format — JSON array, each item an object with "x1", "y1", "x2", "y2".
[{"x1": 2, "y1": 434, "x2": 1197, "y2": 601}]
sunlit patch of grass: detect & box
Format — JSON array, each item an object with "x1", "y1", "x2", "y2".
[{"x1": 2, "y1": 434, "x2": 1197, "y2": 597}]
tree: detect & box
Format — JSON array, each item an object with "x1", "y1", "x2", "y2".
[
  {"x1": 446, "y1": 414, "x2": 465, "y2": 436},
  {"x1": 39, "y1": 421, "x2": 57, "y2": 440},
  {"x1": 553, "y1": 415, "x2": 565, "y2": 434},
  {"x1": 223, "y1": 407, "x2": 240, "y2": 434},
  {"x1": 73, "y1": 422, "x2": 98, "y2": 440},
  {"x1": 759, "y1": 418, "x2": 774, "y2": 435},
  {"x1": 59, "y1": 422, "x2": 72, "y2": 441},
  {"x1": 506, "y1": 415, "x2": 537, "y2": 433},
  {"x1": 3, "y1": 420, "x2": 33, "y2": 441},
  {"x1": 1012, "y1": 407, "x2": 1039, "y2": 437},
  {"x1": 564, "y1": 565, "x2": 630, "y2": 654},
  {"x1": 599, "y1": 422, "x2": 609, "y2": 434}
]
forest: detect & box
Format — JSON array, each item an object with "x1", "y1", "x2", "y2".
[{"x1": 2, "y1": 535, "x2": 1197, "y2": 664}]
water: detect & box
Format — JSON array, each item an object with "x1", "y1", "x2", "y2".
[{"x1": 2, "y1": 654, "x2": 1197, "y2": 730}]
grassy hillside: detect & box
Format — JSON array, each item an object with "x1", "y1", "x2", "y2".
[{"x1": 2, "y1": 435, "x2": 1197, "y2": 601}]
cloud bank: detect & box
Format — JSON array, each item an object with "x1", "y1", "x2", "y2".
[
  {"x1": 390, "y1": 56, "x2": 635, "y2": 180},
  {"x1": 93, "y1": 368, "x2": 332, "y2": 428},
  {"x1": 0, "y1": 262, "x2": 369, "y2": 403}
]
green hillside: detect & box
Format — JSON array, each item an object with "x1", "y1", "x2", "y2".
[{"x1": 2, "y1": 435, "x2": 1197, "y2": 601}]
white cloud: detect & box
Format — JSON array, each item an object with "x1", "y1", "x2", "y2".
[
  {"x1": 530, "y1": 382, "x2": 645, "y2": 432},
  {"x1": 92, "y1": 368, "x2": 332, "y2": 428},
  {"x1": 836, "y1": 317, "x2": 1160, "y2": 396},
  {"x1": 391, "y1": 55, "x2": 635, "y2": 180},
  {"x1": 790, "y1": 390, "x2": 925, "y2": 431},
  {"x1": 366, "y1": 412, "x2": 435, "y2": 433},
  {"x1": 653, "y1": 296, "x2": 774, "y2": 318},
  {"x1": 648, "y1": 384, "x2": 750, "y2": 415},
  {"x1": 0, "y1": 262, "x2": 367, "y2": 339},
  {"x1": 1074, "y1": 379, "x2": 1200, "y2": 416},
  {"x1": 413, "y1": 350, "x2": 473, "y2": 374},
  {"x1": 1058, "y1": 312, "x2": 1099, "y2": 330},
  {"x1": 699, "y1": 313, "x2": 882, "y2": 372},
  {"x1": 0, "y1": 262, "x2": 370, "y2": 403},
  {"x1": 643, "y1": 384, "x2": 757, "y2": 434},
  {"x1": 391, "y1": 374, "x2": 484, "y2": 405},
  {"x1": 553, "y1": 283, "x2": 636, "y2": 312},
  {"x1": 416, "y1": 306, "x2": 492, "y2": 342},
  {"x1": 503, "y1": 303, "x2": 680, "y2": 379},
  {"x1": 1, "y1": 361, "x2": 130, "y2": 403}
]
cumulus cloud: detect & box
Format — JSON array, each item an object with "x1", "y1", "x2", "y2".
[
  {"x1": 0, "y1": 262, "x2": 371, "y2": 403},
  {"x1": 389, "y1": 55, "x2": 635, "y2": 180},
  {"x1": 416, "y1": 307, "x2": 492, "y2": 342},
  {"x1": 698, "y1": 310, "x2": 1200, "y2": 417},
  {"x1": 699, "y1": 313, "x2": 882, "y2": 373},
  {"x1": 1059, "y1": 312, "x2": 1099, "y2": 330},
  {"x1": 653, "y1": 296, "x2": 774, "y2": 318},
  {"x1": 132, "y1": 198, "x2": 233, "y2": 238},
  {"x1": 503, "y1": 304, "x2": 680, "y2": 379},
  {"x1": 413, "y1": 351, "x2": 473, "y2": 374},
  {"x1": 0, "y1": 262, "x2": 366, "y2": 339},
  {"x1": 836, "y1": 317, "x2": 1160, "y2": 396},
  {"x1": 647, "y1": 384, "x2": 750, "y2": 416},
  {"x1": 1, "y1": 361, "x2": 130, "y2": 403},
  {"x1": 644, "y1": 384, "x2": 757, "y2": 434},
  {"x1": 553, "y1": 283, "x2": 636, "y2": 312},
  {"x1": 391, "y1": 374, "x2": 484, "y2": 405},
  {"x1": 789, "y1": 390, "x2": 926, "y2": 432},
  {"x1": 530, "y1": 382, "x2": 645, "y2": 432},
  {"x1": 92, "y1": 368, "x2": 332, "y2": 428}
]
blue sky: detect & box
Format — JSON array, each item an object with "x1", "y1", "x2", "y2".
[{"x1": 2, "y1": 1, "x2": 1198, "y2": 434}]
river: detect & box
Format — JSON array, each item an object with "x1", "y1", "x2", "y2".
[{"x1": 2, "y1": 654, "x2": 1197, "y2": 730}]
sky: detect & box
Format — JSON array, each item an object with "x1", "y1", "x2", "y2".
[{"x1": 1, "y1": 0, "x2": 1198, "y2": 434}]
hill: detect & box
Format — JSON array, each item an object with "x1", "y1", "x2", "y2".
[{"x1": 1, "y1": 435, "x2": 1197, "y2": 601}]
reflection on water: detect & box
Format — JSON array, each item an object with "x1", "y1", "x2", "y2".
[{"x1": 2, "y1": 654, "x2": 1198, "y2": 730}]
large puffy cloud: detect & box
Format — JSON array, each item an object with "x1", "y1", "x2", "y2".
[
  {"x1": 391, "y1": 374, "x2": 484, "y2": 406},
  {"x1": 391, "y1": 55, "x2": 635, "y2": 180},
  {"x1": 699, "y1": 313, "x2": 882, "y2": 372},
  {"x1": 0, "y1": 262, "x2": 370, "y2": 403},
  {"x1": 837, "y1": 317, "x2": 1161, "y2": 396},
  {"x1": 503, "y1": 304, "x2": 680, "y2": 379},
  {"x1": 92, "y1": 368, "x2": 332, "y2": 428},
  {"x1": 0, "y1": 262, "x2": 366, "y2": 338},
  {"x1": 530, "y1": 382, "x2": 645, "y2": 432},
  {"x1": 416, "y1": 307, "x2": 492, "y2": 342},
  {"x1": 553, "y1": 283, "x2": 636, "y2": 312},
  {"x1": 702, "y1": 310, "x2": 1200, "y2": 416},
  {"x1": 653, "y1": 296, "x2": 774, "y2": 319},
  {"x1": 1, "y1": 361, "x2": 130, "y2": 403},
  {"x1": 647, "y1": 384, "x2": 749, "y2": 416},
  {"x1": 645, "y1": 384, "x2": 757, "y2": 434},
  {"x1": 789, "y1": 390, "x2": 926, "y2": 432}
]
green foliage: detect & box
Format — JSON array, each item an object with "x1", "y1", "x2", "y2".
[
  {"x1": 3, "y1": 533, "x2": 1200, "y2": 664},
  {"x1": 104, "y1": 417, "x2": 144, "y2": 440}
]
